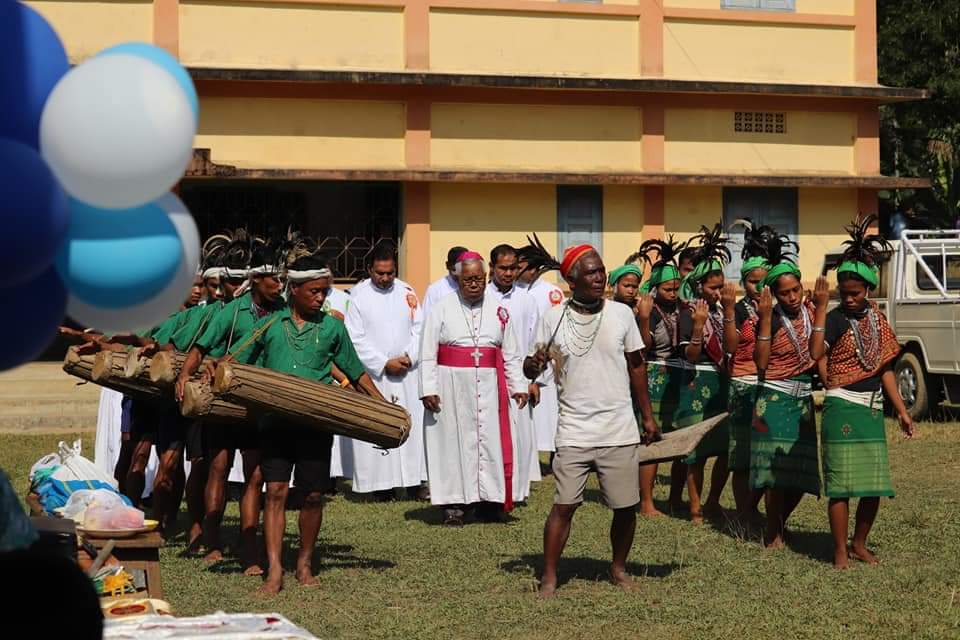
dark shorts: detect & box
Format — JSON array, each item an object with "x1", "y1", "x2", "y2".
[
  {"x1": 260, "y1": 418, "x2": 333, "y2": 493},
  {"x1": 156, "y1": 404, "x2": 191, "y2": 455},
  {"x1": 120, "y1": 395, "x2": 134, "y2": 435},
  {"x1": 129, "y1": 399, "x2": 160, "y2": 443},
  {"x1": 204, "y1": 421, "x2": 261, "y2": 455},
  {"x1": 185, "y1": 421, "x2": 204, "y2": 462}
]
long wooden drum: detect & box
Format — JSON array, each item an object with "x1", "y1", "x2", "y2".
[
  {"x1": 63, "y1": 348, "x2": 164, "y2": 401},
  {"x1": 212, "y1": 362, "x2": 410, "y2": 449},
  {"x1": 636, "y1": 412, "x2": 730, "y2": 465},
  {"x1": 180, "y1": 379, "x2": 249, "y2": 422}
]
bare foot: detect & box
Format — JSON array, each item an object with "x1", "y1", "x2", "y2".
[
  {"x1": 834, "y1": 549, "x2": 850, "y2": 570},
  {"x1": 848, "y1": 545, "x2": 880, "y2": 565},
  {"x1": 639, "y1": 505, "x2": 665, "y2": 518},
  {"x1": 609, "y1": 568, "x2": 639, "y2": 592},
  {"x1": 296, "y1": 570, "x2": 320, "y2": 588},
  {"x1": 203, "y1": 549, "x2": 223, "y2": 564},
  {"x1": 763, "y1": 533, "x2": 785, "y2": 550},
  {"x1": 538, "y1": 582, "x2": 557, "y2": 599},
  {"x1": 244, "y1": 563, "x2": 265, "y2": 577},
  {"x1": 257, "y1": 573, "x2": 283, "y2": 596},
  {"x1": 690, "y1": 511, "x2": 704, "y2": 525}
]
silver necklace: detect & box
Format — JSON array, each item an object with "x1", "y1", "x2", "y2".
[
  {"x1": 777, "y1": 305, "x2": 811, "y2": 364},
  {"x1": 848, "y1": 305, "x2": 880, "y2": 371},
  {"x1": 562, "y1": 302, "x2": 604, "y2": 358}
]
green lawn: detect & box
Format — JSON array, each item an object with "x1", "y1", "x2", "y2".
[{"x1": 2, "y1": 422, "x2": 958, "y2": 640}]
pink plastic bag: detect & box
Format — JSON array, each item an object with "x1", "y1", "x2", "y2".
[{"x1": 84, "y1": 505, "x2": 144, "y2": 530}]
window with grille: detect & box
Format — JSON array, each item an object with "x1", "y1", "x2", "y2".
[
  {"x1": 721, "y1": 0, "x2": 795, "y2": 11},
  {"x1": 734, "y1": 111, "x2": 786, "y2": 134}
]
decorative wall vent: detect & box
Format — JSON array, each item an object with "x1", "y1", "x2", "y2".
[{"x1": 734, "y1": 111, "x2": 786, "y2": 134}]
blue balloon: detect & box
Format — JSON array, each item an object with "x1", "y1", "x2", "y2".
[
  {"x1": 0, "y1": 138, "x2": 70, "y2": 288},
  {"x1": 0, "y1": 267, "x2": 67, "y2": 372},
  {"x1": 0, "y1": 3, "x2": 69, "y2": 148},
  {"x1": 98, "y1": 42, "x2": 199, "y2": 120},
  {"x1": 55, "y1": 199, "x2": 183, "y2": 309}
]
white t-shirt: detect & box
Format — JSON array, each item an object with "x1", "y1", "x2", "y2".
[{"x1": 531, "y1": 301, "x2": 644, "y2": 448}]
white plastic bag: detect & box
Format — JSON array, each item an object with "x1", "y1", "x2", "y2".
[
  {"x1": 59, "y1": 439, "x2": 119, "y2": 489},
  {"x1": 62, "y1": 488, "x2": 128, "y2": 523}
]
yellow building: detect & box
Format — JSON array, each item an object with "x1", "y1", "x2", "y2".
[{"x1": 30, "y1": 0, "x2": 927, "y2": 293}]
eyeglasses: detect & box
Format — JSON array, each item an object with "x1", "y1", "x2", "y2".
[{"x1": 459, "y1": 276, "x2": 485, "y2": 285}]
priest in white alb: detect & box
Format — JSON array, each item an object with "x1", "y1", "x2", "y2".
[
  {"x1": 420, "y1": 245, "x2": 468, "y2": 320},
  {"x1": 419, "y1": 252, "x2": 529, "y2": 525},
  {"x1": 485, "y1": 244, "x2": 542, "y2": 502},
  {"x1": 344, "y1": 242, "x2": 426, "y2": 498},
  {"x1": 517, "y1": 247, "x2": 565, "y2": 455}
]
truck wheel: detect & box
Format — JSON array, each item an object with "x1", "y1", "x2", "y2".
[{"x1": 895, "y1": 352, "x2": 929, "y2": 420}]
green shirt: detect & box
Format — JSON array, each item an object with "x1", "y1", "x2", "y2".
[
  {"x1": 169, "y1": 302, "x2": 223, "y2": 352},
  {"x1": 230, "y1": 306, "x2": 365, "y2": 385},
  {"x1": 151, "y1": 306, "x2": 197, "y2": 346},
  {"x1": 193, "y1": 293, "x2": 277, "y2": 358}
]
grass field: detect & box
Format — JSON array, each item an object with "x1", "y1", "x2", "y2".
[{"x1": 2, "y1": 421, "x2": 959, "y2": 640}]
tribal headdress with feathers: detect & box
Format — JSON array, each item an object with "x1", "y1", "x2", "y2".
[
  {"x1": 626, "y1": 235, "x2": 686, "y2": 294},
  {"x1": 517, "y1": 233, "x2": 562, "y2": 279},
  {"x1": 833, "y1": 214, "x2": 891, "y2": 290},
  {"x1": 200, "y1": 232, "x2": 232, "y2": 279},
  {"x1": 679, "y1": 223, "x2": 732, "y2": 301},
  {"x1": 222, "y1": 228, "x2": 254, "y2": 279},
  {"x1": 759, "y1": 228, "x2": 801, "y2": 291},
  {"x1": 728, "y1": 217, "x2": 777, "y2": 281}
]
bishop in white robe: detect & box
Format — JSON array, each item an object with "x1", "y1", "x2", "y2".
[
  {"x1": 345, "y1": 275, "x2": 426, "y2": 494},
  {"x1": 418, "y1": 254, "x2": 527, "y2": 523}
]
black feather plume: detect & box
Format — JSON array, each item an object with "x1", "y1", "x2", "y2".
[
  {"x1": 517, "y1": 233, "x2": 562, "y2": 276},
  {"x1": 222, "y1": 228, "x2": 254, "y2": 271},
  {"x1": 201, "y1": 232, "x2": 232, "y2": 270},
  {"x1": 688, "y1": 223, "x2": 732, "y2": 267},
  {"x1": 837, "y1": 215, "x2": 892, "y2": 268},
  {"x1": 728, "y1": 217, "x2": 780, "y2": 261},
  {"x1": 762, "y1": 230, "x2": 799, "y2": 267},
  {"x1": 625, "y1": 235, "x2": 686, "y2": 268}
]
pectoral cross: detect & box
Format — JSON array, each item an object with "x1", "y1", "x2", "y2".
[{"x1": 471, "y1": 347, "x2": 482, "y2": 368}]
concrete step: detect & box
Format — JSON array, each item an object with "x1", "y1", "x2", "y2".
[
  {"x1": 0, "y1": 395, "x2": 101, "y2": 416},
  {"x1": 0, "y1": 413, "x2": 97, "y2": 432},
  {"x1": 0, "y1": 362, "x2": 101, "y2": 432},
  {"x1": 0, "y1": 362, "x2": 73, "y2": 381}
]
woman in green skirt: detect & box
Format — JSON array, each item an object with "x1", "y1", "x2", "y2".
[
  {"x1": 809, "y1": 216, "x2": 914, "y2": 568},
  {"x1": 727, "y1": 221, "x2": 773, "y2": 520},
  {"x1": 629, "y1": 238, "x2": 687, "y2": 515},
  {"x1": 753, "y1": 233, "x2": 821, "y2": 549},
  {"x1": 675, "y1": 224, "x2": 738, "y2": 523}
]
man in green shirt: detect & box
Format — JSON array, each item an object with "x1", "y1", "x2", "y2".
[
  {"x1": 174, "y1": 236, "x2": 284, "y2": 573},
  {"x1": 221, "y1": 252, "x2": 385, "y2": 595}
]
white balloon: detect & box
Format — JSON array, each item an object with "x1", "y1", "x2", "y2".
[
  {"x1": 40, "y1": 54, "x2": 196, "y2": 209},
  {"x1": 67, "y1": 193, "x2": 200, "y2": 334}
]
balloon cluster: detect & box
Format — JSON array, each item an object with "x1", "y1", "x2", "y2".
[{"x1": 0, "y1": 3, "x2": 199, "y2": 370}]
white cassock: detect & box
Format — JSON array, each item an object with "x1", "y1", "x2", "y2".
[
  {"x1": 420, "y1": 274, "x2": 457, "y2": 321},
  {"x1": 323, "y1": 287, "x2": 354, "y2": 480},
  {"x1": 519, "y1": 276, "x2": 565, "y2": 452},
  {"x1": 345, "y1": 278, "x2": 426, "y2": 492},
  {"x1": 418, "y1": 293, "x2": 526, "y2": 506},
  {"x1": 93, "y1": 389, "x2": 158, "y2": 498},
  {"x1": 485, "y1": 282, "x2": 542, "y2": 501}
]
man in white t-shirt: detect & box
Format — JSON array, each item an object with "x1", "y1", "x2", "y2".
[{"x1": 524, "y1": 244, "x2": 659, "y2": 599}]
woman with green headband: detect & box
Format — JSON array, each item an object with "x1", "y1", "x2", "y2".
[
  {"x1": 753, "y1": 232, "x2": 820, "y2": 549},
  {"x1": 727, "y1": 221, "x2": 773, "y2": 522},
  {"x1": 809, "y1": 216, "x2": 914, "y2": 569},
  {"x1": 675, "y1": 224, "x2": 737, "y2": 523},
  {"x1": 608, "y1": 263, "x2": 643, "y2": 310},
  {"x1": 628, "y1": 237, "x2": 686, "y2": 515}
]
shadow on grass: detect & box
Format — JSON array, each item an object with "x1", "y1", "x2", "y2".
[
  {"x1": 403, "y1": 505, "x2": 521, "y2": 526},
  {"x1": 782, "y1": 528, "x2": 835, "y2": 564},
  {"x1": 500, "y1": 554, "x2": 682, "y2": 588}
]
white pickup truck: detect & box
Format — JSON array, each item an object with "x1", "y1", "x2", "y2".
[{"x1": 821, "y1": 229, "x2": 960, "y2": 420}]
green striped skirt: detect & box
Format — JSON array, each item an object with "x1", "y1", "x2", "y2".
[
  {"x1": 822, "y1": 390, "x2": 894, "y2": 498},
  {"x1": 749, "y1": 376, "x2": 820, "y2": 496},
  {"x1": 644, "y1": 360, "x2": 685, "y2": 434},
  {"x1": 728, "y1": 377, "x2": 759, "y2": 473},
  {"x1": 673, "y1": 363, "x2": 729, "y2": 464}
]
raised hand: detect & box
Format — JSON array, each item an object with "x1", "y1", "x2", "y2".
[
  {"x1": 720, "y1": 281, "x2": 737, "y2": 310},
  {"x1": 758, "y1": 287, "x2": 773, "y2": 319},
  {"x1": 692, "y1": 299, "x2": 709, "y2": 327},
  {"x1": 812, "y1": 275, "x2": 830, "y2": 309},
  {"x1": 637, "y1": 293, "x2": 655, "y2": 321}
]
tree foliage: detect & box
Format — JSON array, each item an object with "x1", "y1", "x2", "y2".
[{"x1": 878, "y1": 0, "x2": 960, "y2": 227}]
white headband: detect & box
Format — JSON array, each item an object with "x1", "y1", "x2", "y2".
[
  {"x1": 286, "y1": 268, "x2": 331, "y2": 284},
  {"x1": 202, "y1": 267, "x2": 225, "y2": 280},
  {"x1": 223, "y1": 267, "x2": 249, "y2": 279},
  {"x1": 249, "y1": 264, "x2": 280, "y2": 276}
]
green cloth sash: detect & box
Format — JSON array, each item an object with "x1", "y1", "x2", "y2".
[
  {"x1": 673, "y1": 364, "x2": 729, "y2": 463},
  {"x1": 749, "y1": 376, "x2": 821, "y2": 495},
  {"x1": 837, "y1": 260, "x2": 880, "y2": 289},
  {"x1": 728, "y1": 378, "x2": 759, "y2": 473},
  {"x1": 760, "y1": 262, "x2": 802, "y2": 292},
  {"x1": 740, "y1": 256, "x2": 770, "y2": 282},
  {"x1": 821, "y1": 395, "x2": 894, "y2": 498},
  {"x1": 644, "y1": 361, "x2": 685, "y2": 433},
  {"x1": 608, "y1": 263, "x2": 644, "y2": 287},
  {"x1": 639, "y1": 264, "x2": 681, "y2": 294},
  {"x1": 679, "y1": 259, "x2": 723, "y2": 301}
]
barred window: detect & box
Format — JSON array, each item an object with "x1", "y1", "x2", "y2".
[{"x1": 734, "y1": 111, "x2": 786, "y2": 134}]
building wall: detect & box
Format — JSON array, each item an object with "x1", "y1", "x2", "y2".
[
  {"x1": 431, "y1": 103, "x2": 643, "y2": 172},
  {"x1": 664, "y1": 0, "x2": 855, "y2": 16},
  {"x1": 26, "y1": 0, "x2": 152, "y2": 63},
  {"x1": 664, "y1": 109, "x2": 856, "y2": 174},
  {"x1": 178, "y1": 2, "x2": 405, "y2": 71},
  {"x1": 194, "y1": 97, "x2": 406, "y2": 169}
]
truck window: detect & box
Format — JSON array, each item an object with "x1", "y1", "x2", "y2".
[{"x1": 917, "y1": 256, "x2": 960, "y2": 291}]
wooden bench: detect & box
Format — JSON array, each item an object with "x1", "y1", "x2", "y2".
[{"x1": 87, "y1": 531, "x2": 164, "y2": 599}]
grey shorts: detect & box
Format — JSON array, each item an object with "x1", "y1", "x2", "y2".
[{"x1": 553, "y1": 445, "x2": 640, "y2": 510}]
